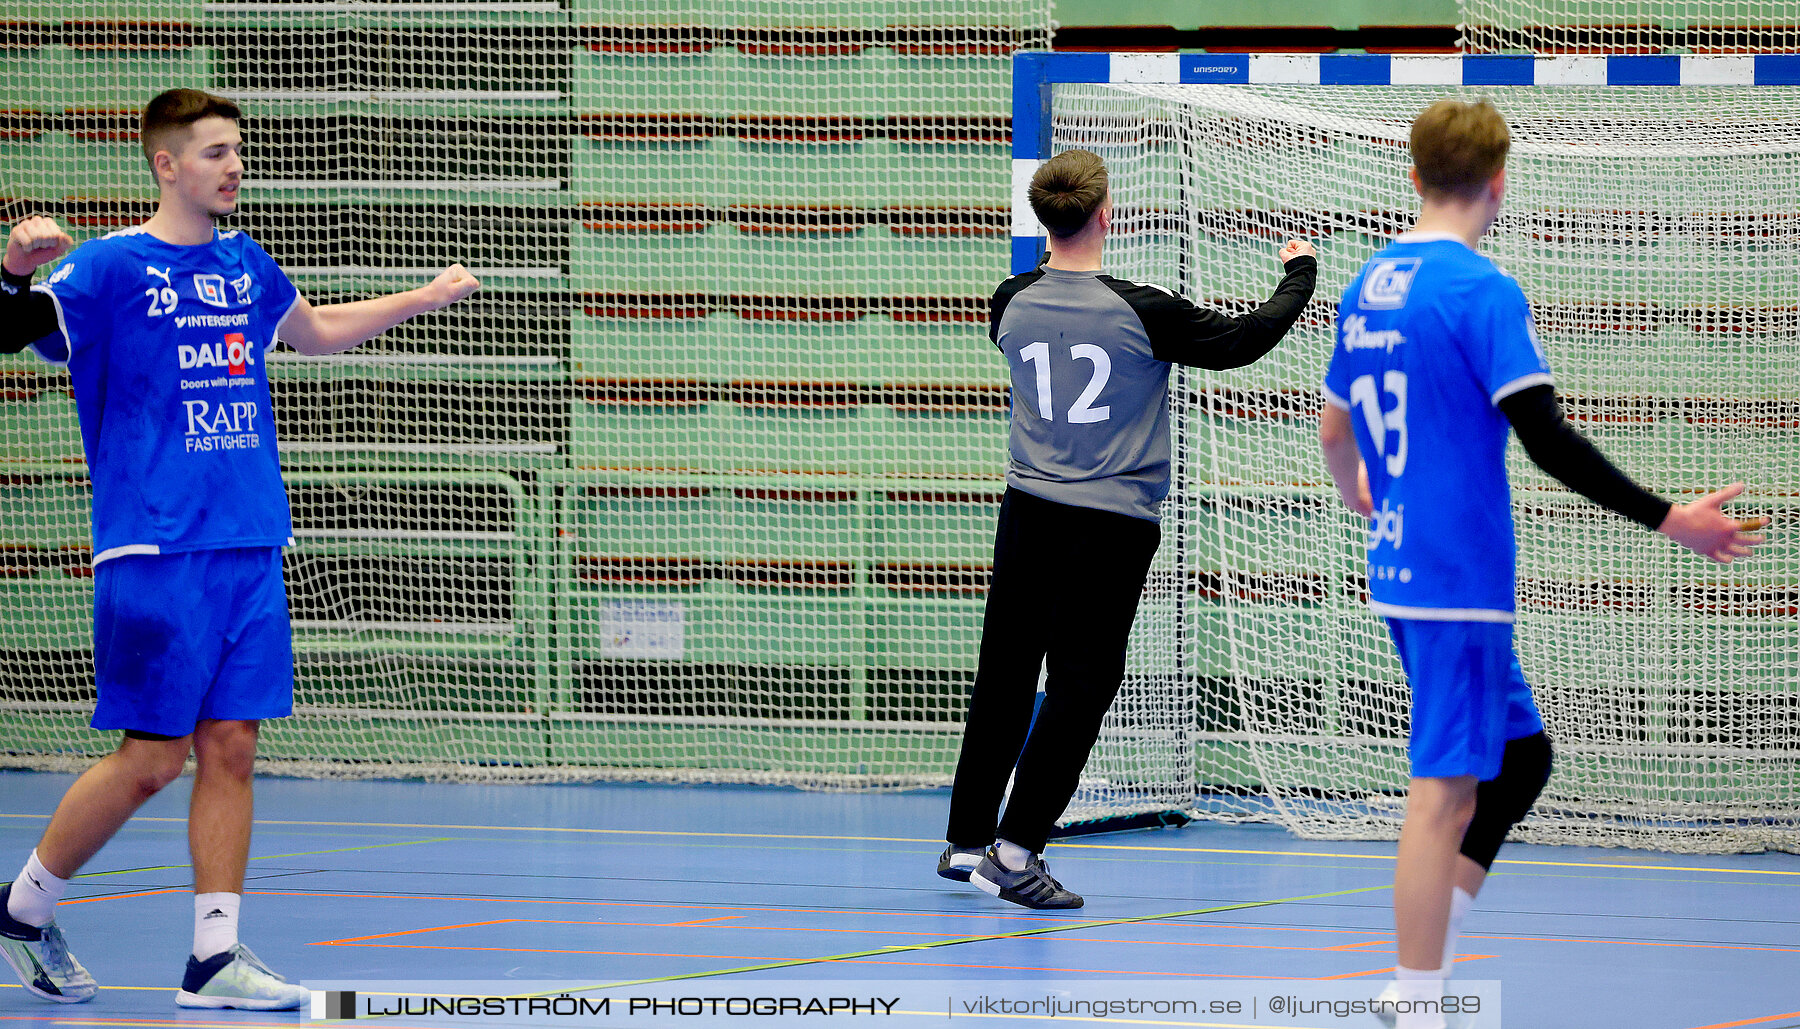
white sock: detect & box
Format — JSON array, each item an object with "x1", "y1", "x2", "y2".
[
  {"x1": 995, "y1": 839, "x2": 1034, "y2": 872},
  {"x1": 1393, "y1": 965, "x2": 1447, "y2": 1029},
  {"x1": 193, "y1": 892, "x2": 241, "y2": 960},
  {"x1": 1442, "y1": 886, "x2": 1476, "y2": 970},
  {"x1": 7, "y1": 851, "x2": 69, "y2": 928}
]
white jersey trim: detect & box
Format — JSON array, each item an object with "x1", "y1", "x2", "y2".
[
  {"x1": 1393, "y1": 230, "x2": 1470, "y2": 247},
  {"x1": 29, "y1": 285, "x2": 73, "y2": 368},
  {"x1": 1369, "y1": 600, "x2": 1515, "y2": 624},
  {"x1": 1321, "y1": 385, "x2": 1350, "y2": 411},
  {"x1": 271, "y1": 291, "x2": 303, "y2": 348},
  {"x1": 93, "y1": 543, "x2": 162, "y2": 566},
  {"x1": 1490, "y1": 371, "x2": 1555, "y2": 406}
]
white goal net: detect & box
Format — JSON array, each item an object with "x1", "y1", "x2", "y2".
[
  {"x1": 1459, "y1": 0, "x2": 1800, "y2": 55},
  {"x1": 0, "y1": 2, "x2": 1049, "y2": 784},
  {"x1": 1053, "y1": 72, "x2": 1799, "y2": 853}
]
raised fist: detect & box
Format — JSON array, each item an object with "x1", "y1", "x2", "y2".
[
  {"x1": 426, "y1": 263, "x2": 481, "y2": 309},
  {"x1": 4, "y1": 217, "x2": 74, "y2": 277},
  {"x1": 1278, "y1": 239, "x2": 1316, "y2": 264}
]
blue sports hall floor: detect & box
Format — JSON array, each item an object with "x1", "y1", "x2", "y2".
[{"x1": 0, "y1": 772, "x2": 1794, "y2": 1029}]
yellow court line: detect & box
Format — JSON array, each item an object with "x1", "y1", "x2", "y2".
[
  {"x1": 70, "y1": 837, "x2": 455, "y2": 879},
  {"x1": 0, "y1": 983, "x2": 175, "y2": 994},
  {"x1": 4, "y1": 813, "x2": 1794, "y2": 877}
]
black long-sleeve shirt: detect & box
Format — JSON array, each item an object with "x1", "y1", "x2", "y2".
[
  {"x1": 989, "y1": 256, "x2": 1317, "y2": 520},
  {"x1": 0, "y1": 266, "x2": 60, "y2": 354}
]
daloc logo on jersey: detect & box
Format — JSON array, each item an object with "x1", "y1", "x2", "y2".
[
  {"x1": 194, "y1": 273, "x2": 230, "y2": 308},
  {"x1": 179, "y1": 333, "x2": 257, "y2": 375},
  {"x1": 1359, "y1": 258, "x2": 1421, "y2": 310}
]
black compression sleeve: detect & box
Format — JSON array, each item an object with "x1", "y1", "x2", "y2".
[
  {"x1": 0, "y1": 266, "x2": 61, "y2": 355},
  {"x1": 1120, "y1": 255, "x2": 1317, "y2": 369},
  {"x1": 1498, "y1": 384, "x2": 1672, "y2": 530}
]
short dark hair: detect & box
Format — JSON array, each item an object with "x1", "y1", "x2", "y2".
[
  {"x1": 1410, "y1": 98, "x2": 1510, "y2": 200},
  {"x1": 1028, "y1": 149, "x2": 1108, "y2": 238},
  {"x1": 140, "y1": 88, "x2": 241, "y2": 171}
]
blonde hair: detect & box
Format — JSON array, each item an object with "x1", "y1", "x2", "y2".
[
  {"x1": 1028, "y1": 148, "x2": 1108, "y2": 238},
  {"x1": 1410, "y1": 98, "x2": 1510, "y2": 199}
]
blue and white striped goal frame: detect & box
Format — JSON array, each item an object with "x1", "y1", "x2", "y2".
[{"x1": 1010, "y1": 51, "x2": 1800, "y2": 273}]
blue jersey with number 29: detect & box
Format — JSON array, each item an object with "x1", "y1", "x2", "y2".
[
  {"x1": 30, "y1": 227, "x2": 300, "y2": 565},
  {"x1": 1323, "y1": 232, "x2": 1552, "y2": 623}
]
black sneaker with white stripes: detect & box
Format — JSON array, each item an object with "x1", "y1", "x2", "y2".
[
  {"x1": 968, "y1": 848, "x2": 1083, "y2": 909},
  {"x1": 937, "y1": 845, "x2": 984, "y2": 882}
]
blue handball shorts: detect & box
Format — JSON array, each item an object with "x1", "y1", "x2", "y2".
[
  {"x1": 91, "y1": 546, "x2": 294, "y2": 738},
  {"x1": 1385, "y1": 618, "x2": 1544, "y2": 781}
]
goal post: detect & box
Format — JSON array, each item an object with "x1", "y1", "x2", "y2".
[{"x1": 1019, "y1": 51, "x2": 1800, "y2": 854}]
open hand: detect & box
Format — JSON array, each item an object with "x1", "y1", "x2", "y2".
[{"x1": 1657, "y1": 483, "x2": 1768, "y2": 564}]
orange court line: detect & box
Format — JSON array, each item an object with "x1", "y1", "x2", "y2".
[
  {"x1": 241, "y1": 888, "x2": 1098, "y2": 927},
  {"x1": 1687, "y1": 1012, "x2": 1800, "y2": 1029},
  {"x1": 524, "y1": 917, "x2": 1380, "y2": 952},
  {"x1": 1457, "y1": 933, "x2": 1800, "y2": 955},
  {"x1": 247, "y1": 887, "x2": 1406, "y2": 941},
  {"x1": 325, "y1": 918, "x2": 518, "y2": 944},
  {"x1": 1320, "y1": 955, "x2": 1488, "y2": 981},
  {"x1": 317, "y1": 913, "x2": 1395, "y2": 952},
  {"x1": 1323, "y1": 939, "x2": 1395, "y2": 952},
  {"x1": 281, "y1": 889, "x2": 1796, "y2": 957},
  {"x1": 322, "y1": 941, "x2": 1330, "y2": 979}
]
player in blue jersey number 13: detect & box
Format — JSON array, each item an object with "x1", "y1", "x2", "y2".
[
  {"x1": 1319, "y1": 99, "x2": 1767, "y2": 1029},
  {"x1": 0, "y1": 89, "x2": 478, "y2": 1009}
]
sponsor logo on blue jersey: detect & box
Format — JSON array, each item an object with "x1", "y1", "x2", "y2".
[
  {"x1": 194, "y1": 273, "x2": 230, "y2": 308},
  {"x1": 1341, "y1": 313, "x2": 1406, "y2": 353},
  {"x1": 1358, "y1": 257, "x2": 1420, "y2": 309}
]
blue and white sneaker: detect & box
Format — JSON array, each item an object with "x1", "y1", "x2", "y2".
[
  {"x1": 0, "y1": 882, "x2": 98, "y2": 1003},
  {"x1": 176, "y1": 943, "x2": 308, "y2": 1010}
]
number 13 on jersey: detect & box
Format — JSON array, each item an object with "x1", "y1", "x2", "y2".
[{"x1": 1349, "y1": 371, "x2": 1408, "y2": 476}]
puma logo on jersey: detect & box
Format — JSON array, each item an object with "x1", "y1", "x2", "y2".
[{"x1": 145, "y1": 265, "x2": 172, "y2": 287}]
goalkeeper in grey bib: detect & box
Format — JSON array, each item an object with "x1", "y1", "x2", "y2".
[{"x1": 939, "y1": 148, "x2": 1317, "y2": 908}]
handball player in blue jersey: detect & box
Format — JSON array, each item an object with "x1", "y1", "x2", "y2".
[
  {"x1": 1319, "y1": 99, "x2": 1766, "y2": 1029},
  {"x1": 0, "y1": 89, "x2": 478, "y2": 1008}
]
